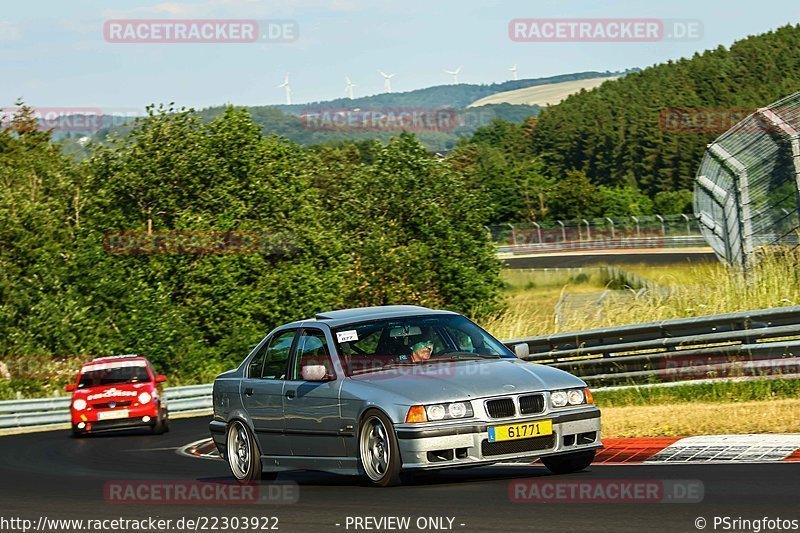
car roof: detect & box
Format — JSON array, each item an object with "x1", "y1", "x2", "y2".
[
  {"x1": 283, "y1": 305, "x2": 460, "y2": 329},
  {"x1": 83, "y1": 354, "x2": 148, "y2": 366}
]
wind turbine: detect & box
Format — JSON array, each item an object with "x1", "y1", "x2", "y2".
[
  {"x1": 344, "y1": 75, "x2": 357, "y2": 99},
  {"x1": 443, "y1": 66, "x2": 462, "y2": 84},
  {"x1": 508, "y1": 64, "x2": 518, "y2": 81},
  {"x1": 277, "y1": 73, "x2": 292, "y2": 105},
  {"x1": 378, "y1": 70, "x2": 396, "y2": 93}
]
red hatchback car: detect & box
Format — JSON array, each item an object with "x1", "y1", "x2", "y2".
[{"x1": 65, "y1": 354, "x2": 169, "y2": 437}]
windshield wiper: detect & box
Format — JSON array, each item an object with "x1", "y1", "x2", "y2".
[
  {"x1": 437, "y1": 351, "x2": 501, "y2": 360},
  {"x1": 349, "y1": 362, "x2": 413, "y2": 375}
]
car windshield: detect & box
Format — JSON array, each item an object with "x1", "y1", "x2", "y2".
[
  {"x1": 333, "y1": 314, "x2": 514, "y2": 376},
  {"x1": 77, "y1": 361, "x2": 151, "y2": 388}
]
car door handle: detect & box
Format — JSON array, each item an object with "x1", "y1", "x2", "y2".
[
  {"x1": 286, "y1": 389, "x2": 296, "y2": 399},
  {"x1": 244, "y1": 387, "x2": 253, "y2": 396}
]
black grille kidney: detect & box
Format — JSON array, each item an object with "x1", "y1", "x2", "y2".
[
  {"x1": 519, "y1": 394, "x2": 545, "y2": 415},
  {"x1": 485, "y1": 398, "x2": 515, "y2": 418}
]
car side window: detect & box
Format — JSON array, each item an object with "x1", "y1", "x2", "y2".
[
  {"x1": 290, "y1": 329, "x2": 335, "y2": 381},
  {"x1": 247, "y1": 341, "x2": 269, "y2": 379},
  {"x1": 261, "y1": 330, "x2": 296, "y2": 380}
]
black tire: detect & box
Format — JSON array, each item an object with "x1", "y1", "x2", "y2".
[
  {"x1": 71, "y1": 426, "x2": 85, "y2": 438},
  {"x1": 358, "y1": 409, "x2": 403, "y2": 487},
  {"x1": 225, "y1": 420, "x2": 262, "y2": 483},
  {"x1": 541, "y1": 450, "x2": 596, "y2": 474},
  {"x1": 151, "y1": 408, "x2": 169, "y2": 434},
  {"x1": 261, "y1": 471, "x2": 278, "y2": 481}
]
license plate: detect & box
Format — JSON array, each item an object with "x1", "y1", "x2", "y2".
[
  {"x1": 97, "y1": 409, "x2": 129, "y2": 420},
  {"x1": 488, "y1": 420, "x2": 552, "y2": 442}
]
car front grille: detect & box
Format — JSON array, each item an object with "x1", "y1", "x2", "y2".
[
  {"x1": 485, "y1": 398, "x2": 515, "y2": 418},
  {"x1": 519, "y1": 394, "x2": 545, "y2": 415},
  {"x1": 92, "y1": 400, "x2": 132, "y2": 409},
  {"x1": 481, "y1": 434, "x2": 556, "y2": 457}
]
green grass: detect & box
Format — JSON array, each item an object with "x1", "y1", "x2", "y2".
[
  {"x1": 481, "y1": 252, "x2": 800, "y2": 340},
  {"x1": 594, "y1": 379, "x2": 800, "y2": 408}
]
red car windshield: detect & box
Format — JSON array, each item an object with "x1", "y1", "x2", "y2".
[{"x1": 77, "y1": 362, "x2": 151, "y2": 388}]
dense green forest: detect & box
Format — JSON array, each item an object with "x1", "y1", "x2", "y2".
[
  {"x1": 527, "y1": 24, "x2": 800, "y2": 196},
  {"x1": 445, "y1": 24, "x2": 800, "y2": 222},
  {"x1": 5, "y1": 25, "x2": 800, "y2": 395},
  {"x1": 0, "y1": 105, "x2": 501, "y2": 396}
]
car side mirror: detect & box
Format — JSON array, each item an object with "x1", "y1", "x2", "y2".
[
  {"x1": 513, "y1": 343, "x2": 530, "y2": 359},
  {"x1": 64, "y1": 384, "x2": 75, "y2": 392},
  {"x1": 301, "y1": 365, "x2": 329, "y2": 381},
  {"x1": 155, "y1": 374, "x2": 167, "y2": 383}
]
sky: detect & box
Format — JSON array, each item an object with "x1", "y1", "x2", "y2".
[{"x1": 2, "y1": 0, "x2": 800, "y2": 112}]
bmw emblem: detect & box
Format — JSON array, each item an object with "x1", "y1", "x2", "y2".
[{"x1": 109, "y1": 401, "x2": 116, "y2": 409}]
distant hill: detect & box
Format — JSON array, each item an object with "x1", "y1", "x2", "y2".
[
  {"x1": 468, "y1": 76, "x2": 619, "y2": 108},
  {"x1": 273, "y1": 70, "x2": 625, "y2": 113},
  {"x1": 87, "y1": 70, "x2": 626, "y2": 152}
]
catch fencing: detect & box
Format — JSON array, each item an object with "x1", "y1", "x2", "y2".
[
  {"x1": 489, "y1": 214, "x2": 706, "y2": 254},
  {"x1": 694, "y1": 91, "x2": 800, "y2": 269}
]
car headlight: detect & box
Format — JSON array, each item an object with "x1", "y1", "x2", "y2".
[
  {"x1": 550, "y1": 388, "x2": 591, "y2": 408},
  {"x1": 550, "y1": 391, "x2": 568, "y2": 408},
  {"x1": 567, "y1": 389, "x2": 584, "y2": 405},
  {"x1": 448, "y1": 402, "x2": 468, "y2": 418},
  {"x1": 427, "y1": 404, "x2": 446, "y2": 420},
  {"x1": 406, "y1": 402, "x2": 474, "y2": 423},
  {"x1": 72, "y1": 398, "x2": 87, "y2": 411},
  {"x1": 138, "y1": 392, "x2": 152, "y2": 404}
]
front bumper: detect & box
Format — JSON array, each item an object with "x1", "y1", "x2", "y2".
[
  {"x1": 395, "y1": 407, "x2": 601, "y2": 470},
  {"x1": 71, "y1": 403, "x2": 161, "y2": 432}
]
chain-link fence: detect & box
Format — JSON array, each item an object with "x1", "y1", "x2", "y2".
[
  {"x1": 487, "y1": 214, "x2": 704, "y2": 252},
  {"x1": 694, "y1": 92, "x2": 800, "y2": 269}
]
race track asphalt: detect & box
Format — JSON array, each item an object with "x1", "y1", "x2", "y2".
[{"x1": 1, "y1": 416, "x2": 797, "y2": 532}]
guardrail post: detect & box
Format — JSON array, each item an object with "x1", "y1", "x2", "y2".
[
  {"x1": 483, "y1": 225, "x2": 493, "y2": 241},
  {"x1": 532, "y1": 221, "x2": 542, "y2": 244},
  {"x1": 557, "y1": 220, "x2": 566, "y2": 242},
  {"x1": 656, "y1": 215, "x2": 666, "y2": 236},
  {"x1": 605, "y1": 218, "x2": 615, "y2": 239},
  {"x1": 681, "y1": 213, "x2": 691, "y2": 235},
  {"x1": 507, "y1": 223, "x2": 517, "y2": 246},
  {"x1": 582, "y1": 219, "x2": 591, "y2": 240},
  {"x1": 632, "y1": 216, "x2": 640, "y2": 237}
]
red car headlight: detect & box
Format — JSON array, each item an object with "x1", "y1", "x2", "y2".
[{"x1": 72, "y1": 398, "x2": 87, "y2": 411}]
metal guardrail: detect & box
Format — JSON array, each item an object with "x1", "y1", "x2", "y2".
[
  {"x1": 4, "y1": 306, "x2": 800, "y2": 432},
  {"x1": 0, "y1": 384, "x2": 212, "y2": 431},
  {"x1": 503, "y1": 305, "x2": 800, "y2": 385}
]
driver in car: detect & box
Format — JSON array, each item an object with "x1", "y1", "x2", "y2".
[{"x1": 409, "y1": 339, "x2": 433, "y2": 362}]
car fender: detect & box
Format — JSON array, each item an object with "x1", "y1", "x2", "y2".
[{"x1": 224, "y1": 410, "x2": 262, "y2": 455}]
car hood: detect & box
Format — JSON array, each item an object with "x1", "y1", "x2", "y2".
[
  {"x1": 348, "y1": 358, "x2": 585, "y2": 404},
  {"x1": 72, "y1": 383, "x2": 152, "y2": 402}
]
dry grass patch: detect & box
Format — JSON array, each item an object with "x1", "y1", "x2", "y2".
[{"x1": 600, "y1": 398, "x2": 800, "y2": 437}]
